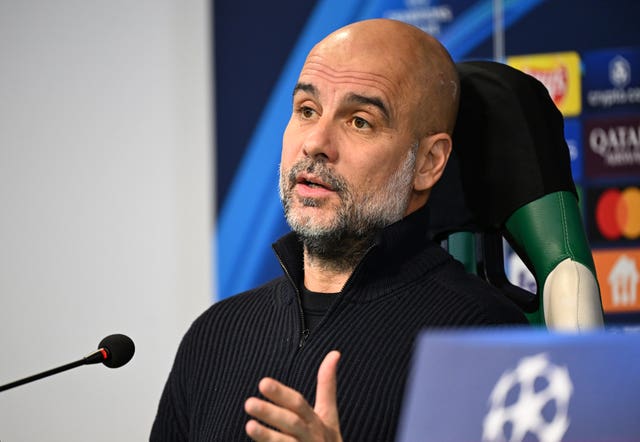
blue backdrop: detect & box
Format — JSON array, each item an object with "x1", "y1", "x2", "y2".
[{"x1": 214, "y1": 1, "x2": 640, "y2": 318}]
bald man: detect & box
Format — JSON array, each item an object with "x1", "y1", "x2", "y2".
[{"x1": 151, "y1": 19, "x2": 527, "y2": 442}]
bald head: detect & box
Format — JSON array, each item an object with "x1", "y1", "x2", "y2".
[
  {"x1": 306, "y1": 19, "x2": 459, "y2": 136},
  {"x1": 282, "y1": 18, "x2": 459, "y2": 231}
]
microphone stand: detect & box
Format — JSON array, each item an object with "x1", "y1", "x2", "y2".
[{"x1": 0, "y1": 349, "x2": 106, "y2": 393}]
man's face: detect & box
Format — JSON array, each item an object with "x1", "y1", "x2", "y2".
[{"x1": 279, "y1": 34, "x2": 420, "y2": 243}]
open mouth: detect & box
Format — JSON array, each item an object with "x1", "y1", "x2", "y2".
[
  {"x1": 296, "y1": 174, "x2": 332, "y2": 191},
  {"x1": 303, "y1": 180, "x2": 325, "y2": 189}
]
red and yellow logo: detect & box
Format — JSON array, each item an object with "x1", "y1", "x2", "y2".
[
  {"x1": 593, "y1": 249, "x2": 640, "y2": 313},
  {"x1": 507, "y1": 52, "x2": 581, "y2": 117},
  {"x1": 595, "y1": 187, "x2": 640, "y2": 240}
]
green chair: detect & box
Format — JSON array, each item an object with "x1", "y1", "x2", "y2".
[{"x1": 428, "y1": 61, "x2": 604, "y2": 330}]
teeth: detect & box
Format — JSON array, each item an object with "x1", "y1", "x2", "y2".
[{"x1": 299, "y1": 177, "x2": 326, "y2": 189}]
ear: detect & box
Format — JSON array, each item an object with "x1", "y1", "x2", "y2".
[{"x1": 413, "y1": 133, "x2": 452, "y2": 191}]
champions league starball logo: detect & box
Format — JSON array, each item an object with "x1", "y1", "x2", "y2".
[{"x1": 482, "y1": 353, "x2": 573, "y2": 442}]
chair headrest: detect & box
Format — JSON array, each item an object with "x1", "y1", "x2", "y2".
[{"x1": 428, "y1": 61, "x2": 577, "y2": 237}]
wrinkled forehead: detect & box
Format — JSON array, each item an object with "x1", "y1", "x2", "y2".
[
  {"x1": 298, "y1": 55, "x2": 402, "y2": 96},
  {"x1": 299, "y1": 20, "x2": 459, "y2": 134},
  {"x1": 305, "y1": 27, "x2": 418, "y2": 82},
  {"x1": 297, "y1": 33, "x2": 420, "y2": 107}
]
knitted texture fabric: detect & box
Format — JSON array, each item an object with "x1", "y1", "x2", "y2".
[{"x1": 151, "y1": 205, "x2": 528, "y2": 441}]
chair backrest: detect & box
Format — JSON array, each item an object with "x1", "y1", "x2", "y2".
[{"x1": 428, "y1": 61, "x2": 604, "y2": 330}]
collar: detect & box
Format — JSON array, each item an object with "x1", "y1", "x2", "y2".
[{"x1": 272, "y1": 203, "x2": 450, "y2": 303}]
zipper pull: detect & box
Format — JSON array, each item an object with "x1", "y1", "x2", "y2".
[{"x1": 298, "y1": 328, "x2": 310, "y2": 348}]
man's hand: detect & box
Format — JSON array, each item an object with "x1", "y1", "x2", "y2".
[{"x1": 244, "y1": 350, "x2": 342, "y2": 442}]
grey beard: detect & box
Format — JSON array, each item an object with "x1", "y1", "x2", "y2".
[
  {"x1": 279, "y1": 160, "x2": 384, "y2": 272},
  {"x1": 298, "y1": 219, "x2": 379, "y2": 274},
  {"x1": 279, "y1": 144, "x2": 417, "y2": 273}
]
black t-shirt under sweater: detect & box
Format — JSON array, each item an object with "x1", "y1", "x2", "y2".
[{"x1": 300, "y1": 286, "x2": 338, "y2": 333}]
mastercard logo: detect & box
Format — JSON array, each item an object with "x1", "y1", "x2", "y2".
[{"x1": 595, "y1": 187, "x2": 640, "y2": 240}]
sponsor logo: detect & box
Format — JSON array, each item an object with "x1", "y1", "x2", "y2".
[
  {"x1": 508, "y1": 52, "x2": 582, "y2": 117},
  {"x1": 586, "y1": 185, "x2": 640, "y2": 245},
  {"x1": 567, "y1": 138, "x2": 579, "y2": 162},
  {"x1": 584, "y1": 116, "x2": 640, "y2": 178},
  {"x1": 595, "y1": 187, "x2": 640, "y2": 240},
  {"x1": 564, "y1": 118, "x2": 583, "y2": 182},
  {"x1": 506, "y1": 247, "x2": 536, "y2": 293},
  {"x1": 583, "y1": 49, "x2": 640, "y2": 112},
  {"x1": 482, "y1": 353, "x2": 573, "y2": 442},
  {"x1": 593, "y1": 249, "x2": 640, "y2": 313},
  {"x1": 610, "y1": 55, "x2": 631, "y2": 88},
  {"x1": 525, "y1": 66, "x2": 568, "y2": 104},
  {"x1": 586, "y1": 85, "x2": 640, "y2": 109}
]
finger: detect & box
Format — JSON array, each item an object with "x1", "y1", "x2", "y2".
[
  {"x1": 258, "y1": 377, "x2": 317, "y2": 424},
  {"x1": 245, "y1": 418, "x2": 296, "y2": 442},
  {"x1": 245, "y1": 396, "x2": 309, "y2": 438},
  {"x1": 314, "y1": 351, "x2": 341, "y2": 428}
]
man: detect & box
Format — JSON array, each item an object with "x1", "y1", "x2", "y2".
[{"x1": 151, "y1": 18, "x2": 527, "y2": 442}]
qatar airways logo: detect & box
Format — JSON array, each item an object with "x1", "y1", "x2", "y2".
[
  {"x1": 589, "y1": 123, "x2": 640, "y2": 167},
  {"x1": 522, "y1": 66, "x2": 568, "y2": 106}
]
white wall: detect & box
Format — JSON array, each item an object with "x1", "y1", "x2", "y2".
[{"x1": 0, "y1": 1, "x2": 213, "y2": 440}]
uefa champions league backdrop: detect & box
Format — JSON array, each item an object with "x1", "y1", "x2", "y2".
[{"x1": 214, "y1": 0, "x2": 640, "y2": 324}]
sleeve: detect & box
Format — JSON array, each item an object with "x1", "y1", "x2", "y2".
[
  {"x1": 150, "y1": 331, "x2": 193, "y2": 441},
  {"x1": 150, "y1": 370, "x2": 189, "y2": 441}
]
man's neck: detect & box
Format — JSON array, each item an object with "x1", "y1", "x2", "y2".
[
  {"x1": 302, "y1": 251, "x2": 352, "y2": 293},
  {"x1": 299, "y1": 231, "x2": 378, "y2": 293}
]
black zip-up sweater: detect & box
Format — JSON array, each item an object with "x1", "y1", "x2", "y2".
[{"x1": 151, "y1": 205, "x2": 528, "y2": 441}]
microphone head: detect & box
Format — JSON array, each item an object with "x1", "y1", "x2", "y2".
[{"x1": 98, "y1": 334, "x2": 135, "y2": 368}]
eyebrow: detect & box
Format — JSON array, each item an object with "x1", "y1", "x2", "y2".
[
  {"x1": 292, "y1": 82, "x2": 390, "y2": 122},
  {"x1": 344, "y1": 93, "x2": 390, "y2": 122},
  {"x1": 292, "y1": 82, "x2": 317, "y2": 97}
]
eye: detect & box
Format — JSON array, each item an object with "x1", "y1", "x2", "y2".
[
  {"x1": 299, "y1": 106, "x2": 316, "y2": 119},
  {"x1": 352, "y1": 116, "x2": 371, "y2": 129}
]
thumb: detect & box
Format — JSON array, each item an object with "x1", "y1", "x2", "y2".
[{"x1": 314, "y1": 350, "x2": 341, "y2": 429}]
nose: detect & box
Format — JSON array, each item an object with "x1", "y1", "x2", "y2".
[{"x1": 302, "y1": 118, "x2": 338, "y2": 162}]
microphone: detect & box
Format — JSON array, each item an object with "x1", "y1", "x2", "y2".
[{"x1": 0, "y1": 334, "x2": 135, "y2": 393}]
